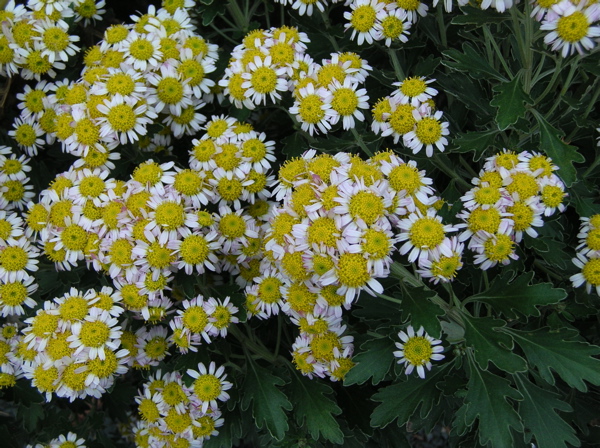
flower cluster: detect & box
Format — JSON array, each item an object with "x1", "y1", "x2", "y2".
[
  {"x1": 10, "y1": 2, "x2": 218, "y2": 161},
  {"x1": 0, "y1": 146, "x2": 35, "y2": 211},
  {"x1": 17, "y1": 287, "x2": 128, "y2": 402},
  {"x1": 344, "y1": 0, "x2": 414, "y2": 46},
  {"x1": 289, "y1": 51, "x2": 371, "y2": 134},
  {"x1": 0, "y1": 152, "x2": 39, "y2": 319},
  {"x1": 170, "y1": 294, "x2": 239, "y2": 354},
  {"x1": 245, "y1": 149, "x2": 456, "y2": 380},
  {"x1": 132, "y1": 363, "x2": 231, "y2": 447},
  {"x1": 571, "y1": 214, "x2": 600, "y2": 296},
  {"x1": 220, "y1": 27, "x2": 373, "y2": 135},
  {"x1": 0, "y1": 0, "x2": 96, "y2": 80},
  {"x1": 26, "y1": 432, "x2": 87, "y2": 448},
  {"x1": 456, "y1": 149, "x2": 567, "y2": 270},
  {"x1": 0, "y1": 323, "x2": 20, "y2": 388},
  {"x1": 219, "y1": 26, "x2": 311, "y2": 110},
  {"x1": 371, "y1": 76, "x2": 449, "y2": 157}
]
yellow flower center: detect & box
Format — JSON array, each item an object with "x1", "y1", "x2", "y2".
[
  {"x1": 350, "y1": 5, "x2": 377, "y2": 32},
  {"x1": 193, "y1": 374, "x2": 222, "y2": 402},
  {"x1": 331, "y1": 87, "x2": 359, "y2": 116},
  {"x1": 250, "y1": 66, "x2": 278, "y2": 94},
  {"x1": 556, "y1": 11, "x2": 589, "y2": 43},
  {"x1": 349, "y1": 190, "x2": 384, "y2": 225},
  {"x1": 337, "y1": 252, "x2": 370, "y2": 288},
  {"x1": 409, "y1": 217, "x2": 445, "y2": 249},
  {"x1": 483, "y1": 234, "x2": 514, "y2": 262}
]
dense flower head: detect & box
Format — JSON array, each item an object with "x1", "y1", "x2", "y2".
[
  {"x1": 17, "y1": 287, "x2": 128, "y2": 401},
  {"x1": 132, "y1": 366, "x2": 227, "y2": 446},
  {"x1": 455, "y1": 149, "x2": 567, "y2": 270}
]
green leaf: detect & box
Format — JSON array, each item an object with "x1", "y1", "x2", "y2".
[
  {"x1": 451, "y1": 5, "x2": 509, "y2": 25},
  {"x1": 240, "y1": 361, "x2": 292, "y2": 440},
  {"x1": 442, "y1": 43, "x2": 507, "y2": 82},
  {"x1": 513, "y1": 374, "x2": 579, "y2": 448},
  {"x1": 197, "y1": 0, "x2": 228, "y2": 25},
  {"x1": 463, "y1": 316, "x2": 527, "y2": 373},
  {"x1": 281, "y1": 132, "x2": 308, "y2": 158},
  {"x1": 398, "y1": 286, "x2": 444, "y2": 337},
  {"x1": 491, "y1": 77, "x2": 533, "y2": 131},
  {"x1": 344, "y1": 336, "x2": 396, "y2": 386},
  {"x1": 504, "y1": 327, "x2": 600, "y2": 392},
  {"x1": 436, "y1": 72, "x2": 494, "y2": 117},
  {"x1": 532, "y1": 110, "x2": 584, "y2": 187},
  {"x1": 452, "y1": 129, "x2": 498, "y2": 161},
  {"x1": 17, "y1": 403, "x2": 44, "y2": 432},
  {"x1": 459, "y1": 360, "x2": 523, "y2": 447},
  {"x1": 370, "y1": 364, "x2": 448, "y2": 428},
  {"x1": 287, "y1": 371, "x2": 344, "y2": 444},
  {"x1": 466, "y1": 271, "x2": 567, "y2": 319}
]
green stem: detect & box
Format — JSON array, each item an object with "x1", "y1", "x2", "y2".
[
  {"x1": 210, "y1": 23, "x2": 238, "y2": 45},
  {"x1": 583, "y1": 155, "x2": 600, "y2": 178},
  {"x1": 546, "y1": 57, "x2": 579, "y2": 118},
  {"x1": 580, "y1": 79, "x2": 600, "y2": 122},
  {"x1": 389, "y1": 49, "x2": 405, "y2": 81},
  {"x1": 436, "y1": 6, "x2": 447, "y2": 48},
  {"x1": 483, "y1": 25, "x2": 513, "y2": 79},
  {"x1": 533, "y1": 56, "x2": 563, "y2": 105},
  {"x1": 350, "y1": 127, "x2": 374, "y2": 157},
  {"x1": 431, "y1": 153, "x2": 472, "y2": 190},
  {"x1": 459, "y1": 155, "x2": 478, "y2": 178},
  {"x1": 377, "y1": 293, "x2": 403, "y2": 305},
  {"x1": 227, "y1": 0, "x2": 248, "y2": 31},
  {"x1": 320, "y1": 9, "x2": 340, "y2": 51},
  {"x1": 274, "y1": 314, "x2": 282, "y2": 358},
  {"x1": 482, "y1": 270, "x2": 490, "y2": 290},
  {"x1": 390, "y1": 262, "x2": 423, "y2": 288}
]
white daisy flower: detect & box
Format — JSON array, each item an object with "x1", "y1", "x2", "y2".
[
  {"x1": 393, "y1": 325, "x2": 444, "y2": 378},
  {"x1": 540, "y1": 0, "x2": 600, "y2": 57},
  {"x1": 403, "y1": 109, "x2": 449, "y2": 157},
  {"x1": 96, "y1": 94, "x2": 157, "y2": 145},
  {"x1": 571, "y1": 252, "x2": 600, "y2": 296},
  {"x1": 186, "y1": 361, "x2": 232, "y2": 414},
  {"x1": 343, "y1": 0, "x2": 385, "y2": 46},
  {"x1": 326, "y1": 78, "x2": 369, "y2": 130}
]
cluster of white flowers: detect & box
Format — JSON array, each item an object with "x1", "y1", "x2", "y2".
[
  {"x1": 240, "y1": 149, "x2": 457, "y2": 380},
  {"x1": 15, "y1": 287, "x2": 128, "y2": 402},
  {"x1": 0, "y1": 146, "x2": 35, "y2": 210},
  {"x1": 571, "y1": 214, "x2": 600, "y2": 296},
  {"x1": 289, "y1": 51, "x2": 371, "y2": 134},
  {"x1": 371, "y1": 76, "x2": 450, "y2": 157},
  {"x1": 219, "y1": 26, "x2": 311, "y2": 110},
  {"x1": 26, "y1": 431, "x2": 87, "y2": 448},
  {"x1": 0, "y1": 323, "x2": 20, "y2": 388},
  {"x1": 131, "y1": 363, "x2": 231, "y2": 447},
  {"x1": 0, "y1": 0, "x2": 103, "y2": 80},
  {"x1": 344, "y1": 0, "x2": 414, "y2": 46},
  {"x1": 0, "y1": 147, "x2": 39, "y2": 326},
  {"x1": 455, "y1": 149, "x2": 567, "y2": 270},
  {"x1": 9, "y1": 1, "x2": 218, "y2": 162},
  {"x1": 220, "y1": 27, "x2": 373, "y2": 135}
]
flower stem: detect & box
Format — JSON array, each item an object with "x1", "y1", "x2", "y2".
[
  {"x1": 389, "y1": 49, "x2": 405, "y2": 81},
  {"x1": 350, "y1": 127, "x2": 374, "y2": 157}
]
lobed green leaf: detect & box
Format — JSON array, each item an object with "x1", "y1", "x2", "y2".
[
  {"x1": 240, "y1": 361, "x2": 292, "y2": 440},
  {"x1": 287, "y1": 371, "x2": 344, "y2": 444}
]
